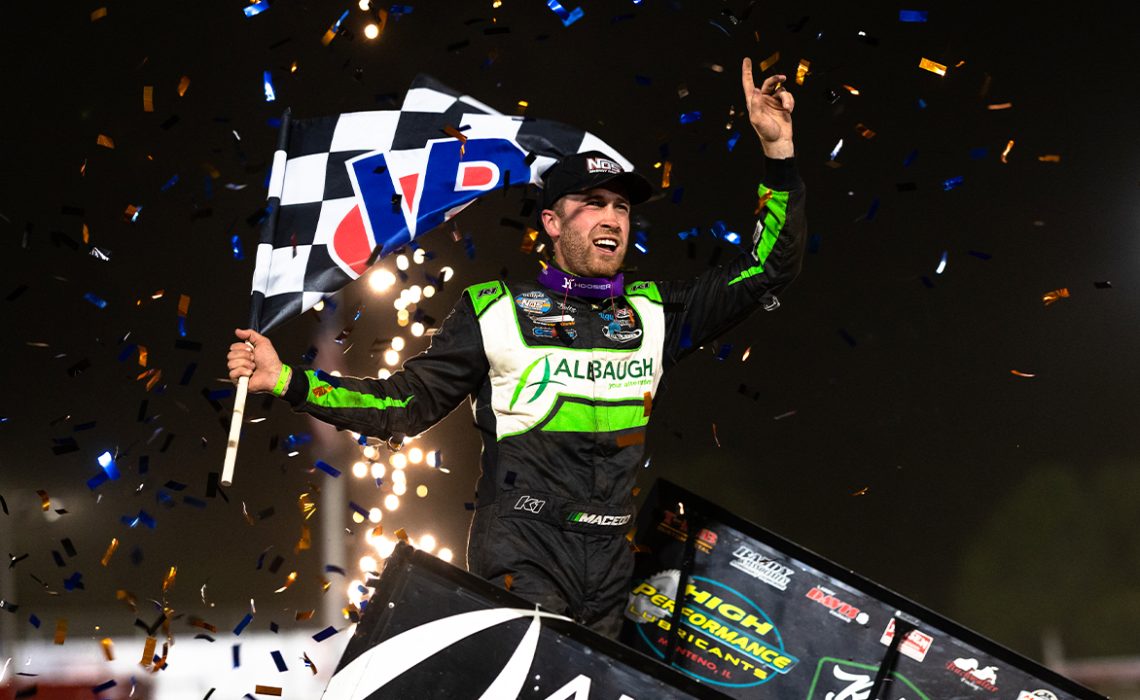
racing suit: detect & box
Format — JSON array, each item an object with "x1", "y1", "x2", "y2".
[{"x1": 275, "y1": 156, "x2": 806, "y2": 638}]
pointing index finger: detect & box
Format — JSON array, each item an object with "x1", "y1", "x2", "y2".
[{"x1": 741, "y1": 57, "x2": 754, "y2": 95}]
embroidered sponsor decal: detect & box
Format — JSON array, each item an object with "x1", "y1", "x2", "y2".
[
  {"x1": 586, "y1": 156, "x2": 623, "y2": 174},
  {"x1": 515, "y1": 291, "x2": 552, "y2": 315},
  {"x1": 566, "y1": 510, "x2": 631, "y2": 527},
  {"x1": 513, "y1": 495, "x2": 545, "y2": 514}
]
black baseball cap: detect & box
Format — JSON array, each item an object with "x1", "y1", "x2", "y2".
[{"x1": 539, "y1": 150, "x2": 654, "y2": 211}]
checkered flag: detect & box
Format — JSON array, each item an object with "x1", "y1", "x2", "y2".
[{"x1": 248, "y1": 73, "x2": 637, "y2": 334}]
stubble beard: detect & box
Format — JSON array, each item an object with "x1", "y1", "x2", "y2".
[{"x1": 557, "y1": 225, "x2": 624, "y2": 278}]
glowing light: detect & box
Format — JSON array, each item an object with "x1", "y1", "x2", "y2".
[
  {"x1": 439, "y1": 548, "x2": 454, "y2": 562},
  {"x1": 393, "y1": 297, "x2": 409, "y2": 311},
  {"x1": 357, "y1": 0, "x2": 370, "y2": 9},
  {"x1": 407, "y1": 286, "x2": 422, "y2": 303},
  {"x1": 396, "y1": 254, "x2": 409, "y2": 271},
  {"x1": 416, "y1": 484, "x2": 428, "y2": 498},
  {"x1": 347, "y1": 580, "x2": 365, "y2": 604},
  {"x1": 384, "y1": 494, "x2": 400, "y2": 510},
  {"x1": 408, "y1": 447, "x2": 423, "y2": 464},
  {"x1": 313, "y1": 300, "x2": 325, "y2": 312},
  {"x1": 363, "y1": 23, "x2": 379, "y2": 39},
  {"x1": 377, "y1": 369, "x2": 391, "y2": 379},
  {"x1": 419, "y1": 534, "x2": 436, "y2": 553},
  {"x1": 362, "y1": 445, "x2": 378, "y2": 460},
  {"x1": 423, "y1": 285, "x2": 436, "y2": 298},
  {"x1": 368, "y1": 507, "x2": 382, "y2": 523},
  {"x1": 370, "y1": 462, "x2": 385, "y2": 479},
  {"x1": 374, "y1": 537, "x2": 396, "y2": 557},
  {"x1": 330, "y1": 370, "x2": 342, "y2": 377},
  {"x1": 390, "y1": 453, "x2": 407, "y2": 470},
  {"x1": 391, "y1": 469, "x2": 406, "y2": 484},
  {"x1": 396, "y1": 310, "x2": 410, "y2": 326},
  {"x1": 411, "y1": 322, "x2": 425, "y2": 337},
  {"x1": 412, "y1": 248, "x2": 426, "y2": 264},
  {"x1": 369, "y1": 268, "x2": 396, "y2": 292},
  {"x1": 351, "y1": 511, "x2": 365, "y2": 524},
  {"x1": 391, "y1": 336, "x2": 405, "y2": 352},
  {"x1": 392, "y1": 481, "x2": 406, "y2": 496},
  {"x1": 440, "y1": 266, "x2": 455, "y2": 282},
  {"x1": 351, "y1": 461, "x2": 368, "y2": 478},
  {"x1": 383, "y1": 349, "x2": 400, "y2": 366},
  {"x1": 359, "y1": 555, "x2": 378, "y2": 573}
]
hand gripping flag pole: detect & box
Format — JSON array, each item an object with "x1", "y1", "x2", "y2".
[{"x1": 222, "y1": 108, "x2": 293, "y2": 487}]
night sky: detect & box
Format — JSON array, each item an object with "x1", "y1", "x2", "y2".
[{"x1": 2, "y1": 0, "x2": 1138, "y2": 691}]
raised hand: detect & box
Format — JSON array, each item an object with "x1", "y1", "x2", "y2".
[
  {"x1": 741, "y1": 58, "x2": 794, "y2": 158},
  {"x1": 227, "y1": 328, "x2": 285, "y2": 394}
]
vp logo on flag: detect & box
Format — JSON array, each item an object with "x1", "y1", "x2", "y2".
[{"x1": 334, "y1": 138, "x2": 529, "y2": 274}]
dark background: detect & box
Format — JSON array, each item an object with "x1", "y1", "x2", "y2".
[{"x1": 1, "y1": 0, "x2": 1137, "y2": 687}]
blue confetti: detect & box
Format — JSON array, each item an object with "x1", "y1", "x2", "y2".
[
  {"x1": 390, "y1": 5, "x2": 414, "y2": 18},
  {"x1": 208, "y1": 388, "x2": 234, "y2": 401},
  {"x1": 160, "y1": 174, "x2": 180, "y2": 191},
  {"x1": 93, "y1": 680, "x2": 117, "y2": 693},
  {"x1": 899, "y1": 9, "x2": 928, "y2": 22},
  {"x1": 325, "y1": 564, "x2": 347, "y2": 576},
  {"x1": 903, "y1": 149, "x2": 919, "y2": 167},
  {"x1": 271, "y1": 649, "x2": 288, "y2": 672},
  {"x1": 968, "y1": 250, "x2": 992, "y2": 260},
  {"x1": 679, "y1": 323, "x2": 692, "y2": 349},
  {"x1": 935, "y1": 250, "x2": 948, "y2": 274},
  {"x1": 233, "y1": 643, "x2": 241, "y2": 668},
  {"x1": 715, "y1": 343, "x2": 733, "y2": 361},
  {"x1": 263, "y1": 71, "x2": 276, "y2": 102},
  {"x1": 87, "y1": 472, "x2": 110, "y2": 491},
  {"x1": 679, "y1": 111, "x2": 703, "y2": 124},
  {"x1": 63, "y1": 571, "x2": 84, "y2": 591},
  {"x1": 677, "y1": 227, "x2": 698, "y2": 240},
  {"x1": 545, "y1": 0, "x2": 584, "y2": 26},
  {"x1": 864, "y1": 197, "x2": 880, "y2": 221},
  {"x1": 942, "y1": 176, "x2": 964, "y2": 191},
  {"x1": 182, "y1": 496, "x2": 207, "y2": 508},
  {"x1": 233, "y1": 613, "x2": 254, "y2": 636},
  {"x1": 84, "y1": 292, "x2": 108, "y2": 309},
  {"x1": 30, "y1": 614, "x2": 41, "y2": 628},
  {"x1": 243, "y1": 0, "x2": 270, "y2": 17},
  {"x1": 917, "y1": 98, "x2": 927, "y2": 110},
  {"x1": 98, "y1": 450, "x2": 119, "y2": 479},
  {"x1": 969, "y1": 147, "x2": 988, "y2": 160},
  {"x1": 347, "y1": 501, "x2": 369, "y2": 517},
  {"x1": 634, "y1": 230, "x2": 648, "y2": 254},
  {"x1": 315, "y1": 460, "x2": 342, "y2": 477},
  {"x1": 464, "y1": 232, "x2": 476, "y2": 259},
  {"x1": 177, "y1": 316, "x2": 187, "y2": 338},
  {"x1": 313, "y1": 626, "x2": 339, "y2": 642},
  {"x1": 726, "y1": 131, "x2": 740, "y2": 151},
  {"x1": 121, "y1": 510, "x2": 156, "y2": 529}
]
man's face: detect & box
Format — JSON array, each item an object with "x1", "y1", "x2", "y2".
[{"x1": 542, "y1": 185, "x2": 631, "y2": 278}]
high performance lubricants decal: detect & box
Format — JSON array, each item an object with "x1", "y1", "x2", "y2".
[{"x1": 625, "y1": 571, "x2": 799, "y2": 689}]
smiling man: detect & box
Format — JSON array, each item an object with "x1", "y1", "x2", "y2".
[{"x1": 227, "y1": 60, "x2": 805, "y2": 638}]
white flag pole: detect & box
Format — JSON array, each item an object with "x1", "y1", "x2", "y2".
[
  {"x1": 221, "y1": 107, "x2": 292, "y2": 487},
  {"x1": 221, "y1": 374, "x2": 249, "y2": 487}
]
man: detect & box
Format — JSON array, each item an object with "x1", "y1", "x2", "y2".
[{"x1": 226, "y1": 59, "x2": 804, "y2": 638}]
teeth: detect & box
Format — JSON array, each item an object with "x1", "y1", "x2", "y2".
[{"x1": 594, "y1": 239, "x2": 617, "y2": 250}]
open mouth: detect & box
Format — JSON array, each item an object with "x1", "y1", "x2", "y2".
[{"x1": 593, "y1": 238, "x2": 619, "y2": 253}]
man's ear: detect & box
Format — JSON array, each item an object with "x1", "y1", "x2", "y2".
[{"x1": 540, "y1": 209, "x2": 561, "y2": 242}]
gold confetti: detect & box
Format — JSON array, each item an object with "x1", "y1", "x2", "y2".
[
  {"x1": 101, "y1": 538, "x2": 119, "y2": 566},
  {"x1": 986, "y1": 102, "x2": 1012, "y2": 110},
  {"x1": 1042, "y1": 288, "x2": 1070, "y2": 306},
  {"x1": 642, "y1": 391, "x2": 652, "y2": 417},
  {"x1": 140, "y1": 636, "x2": 157, "y2": 666},
  {"x1": 97, "y1": 134, "x2": 116, "y2": 149},
  {"x1": 394, "y1": 528, "x2": 409, "y2": 542},
  {"x1": 116, "y1": 589, "x2": 138, "y2": 612},
  {"x1": 516, "y1": 99, "x2": 529, "y2": 116},
  {"x1": 794, "y1": 58, "x2": 810, "y2": 85},
  {"x1": 918, "y1": 57, "x2": 947, "y2": 76},
  {"x1": 290, "y1": 61, "x2": 299, "y2": 73},
  {"x1": 295, "y1": 523, "x2": 311, "y2": 553},
  {"x1": 754, "y1": 189, "x2": 774, "y2": 215},
  {"x1": 298, "y1": 492, "x2": 317, "y2": 520},
  {"x1": 443, "y1": 125, "x2": 467, "y2": 157},
  {"x1": 101, "y1": 637, "x2": 115, "y2": 660},
  {"x1": 123, "y1": 204, "x2": 141, "y2": 220},
  {"x1": 91, "y1": 7, "x2": 107, "y2": 21},
  {"x1": 1010, "y1": 370, "x2": 1036, "y2": 378},
  {"x1": 177, "y1": 75, "x2": 191, "y2": 96},
  {"x1": 137, "y1": 345, "x2": 148, "y2": 367},
  {"x1": 660, "y1": 161, "x2": 672, "y2": 189},
  {"x1": 321, "y1": 577, "x2": 332, "y2": 593},
  {"x1": 143, "y1": 86, "x2": 154, "y2": 112},
  {"x1": 616, "y1": 431, "x2": 646, "y2": 447},
  {"x1": 520, "y1": 228, "x2": 538, "y2": 254},
  {"x1": 503, "y1": 574, "x2": 514, "y2": 590},
  {"x1": 54, "y1": 619, "x2": 68, "y2": 645},
  {"x1": 178, "y1": 293, "x2": 191, "y2": 316},
  {"x1": 203, "y1": 163, "x2": 220, "y2": 179},
  {"x1": 1000, "y1": 139, "x2": 1015, "y2": 163},
  {"x1": 758, "y1": 51, "x2": 780, "y2": 72},
  {"x1": 303, "y1": 651, "x2": 319, "y2": 675},
  {"x1": 851, "y1": 486, "x2": 869, "y2": 496},
  {"x1": 631, "y1": 486, "x2": 641, "y2": 498},
  {"x1": 36, "y1": 489, "x2": 51, "y2": 511},
  {"x1": 711, "y1": 423, "x2": 721, "y2": 448},
  {"x1": 82, "y1": 223, "x2": 90, "y2": 244},
  {"x1": 1038, "y1": 154, "x2": 1061, "y2": 163},
  {"x1": 295, "y1": 610, "x2": 315, "y2": 621},
  {"x1": 255, "y1": 686, "x2": 283, "y2": 696},
  {"x1": 741, "y1": 346, "x2": 751, "y2": 362},
  {"x1": 854, "y1": 123, "x2": 876, "y2": 139},
  {"x1": 162, "y1": 566, "x2": 177, "y2": 594},
  {"x1": 371, "y1": 524, "x2": 384, "y2": 537},
  {"x1": 841, "y1": 84, "x2": 860, "y2": 95},
  {"x1": 190, "y1": 617, "x2": 217, "y2": 633},
  {"x1": 274, "y1": 571, "x2": 298, "y2": 593}
]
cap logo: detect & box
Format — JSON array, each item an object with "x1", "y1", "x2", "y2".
[{"x1": 585, "y1": 156, "x2": 622, "y2": 174}]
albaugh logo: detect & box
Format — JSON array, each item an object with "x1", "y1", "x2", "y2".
[
  {"x1": 509, "y1": 354, "x2": 565, "y2": 409},
  {"x1": 320, "y1": 607, "x2": 635, "y2": 699}
]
